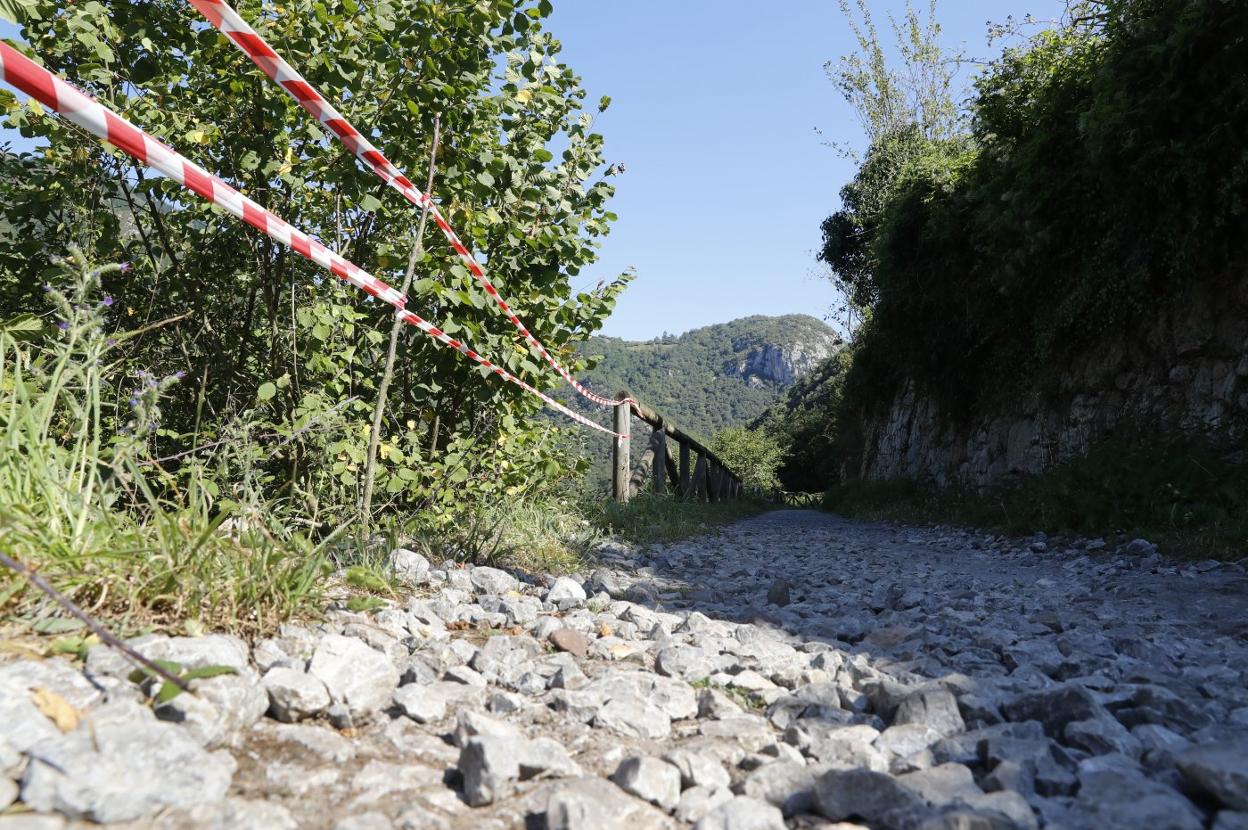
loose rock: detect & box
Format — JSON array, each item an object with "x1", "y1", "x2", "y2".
[
  {"x1": 611, "y1": 756, "x2": 682, "y2": 812},
  {"x1": 1179, "y1": 742, "x2": 1248, "y2": 811},
  {"x1": 307, "y1": 634, "x2": 399, "y2": 722}
]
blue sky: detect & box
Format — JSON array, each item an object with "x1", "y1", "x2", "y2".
[
  {"x1": 548, "y1": 0, "x2": 1061, "y2": 339},
  {"x1": 2, "y1": 2, "x2": 1061, "y2": 340}
]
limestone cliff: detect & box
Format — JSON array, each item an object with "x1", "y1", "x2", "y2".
[{"x1": 852, "y1": 272, "x2": 1248, "y2": 486}]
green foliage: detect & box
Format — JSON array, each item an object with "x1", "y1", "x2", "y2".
[
  {"x1": 346, "y1": 596, "x2": 387, "y2": 613},
  {"x1": 0, "y1": 252, "x2": 332, "y2": 633},
  {"x1": 128, "y1": 659, "x2": 238, "y2": 704},
  {"x1": 814, "y1": 0, "x2": 1248, "y2": 485},
  {"x1": 709, "y1": 426, "x2": 784, "y2": 492},
  {"x1": 444, "y1": 495, "x2": 601, "y2": 573},
  {"x1": 0, "y1": 0, "x2": 627, "y2": 547},
  {"x1": 824, "y1": 425, "x2": 1248, "y2": 558},
  {"x1": 829, "y1": 0, "x2": 963, "y2": 153},
  {"x1": 344, "y1": 565, "x2": 392, "y2": 595},
  {"x1": 754, "y1": 348, "x2": 852, "y2": 492},
  {"x1": 588, "y1": 493, "x2": 770, "y2": 549}
]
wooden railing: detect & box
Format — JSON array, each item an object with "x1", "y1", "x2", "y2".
[
  {"x1": 611, "y1": 393, "x2": 745, "y2": 504},
  {"x1": 773, "y1": 490, "x2": 823, "y2": 508}
]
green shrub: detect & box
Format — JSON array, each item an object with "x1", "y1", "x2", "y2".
[
  {"x1": 0, "y1": 0, "x2": 628, "y2": 533},
  {"x1": 821, "y1": 0, "x2": 1248, "y2": 429},
  {"x1": 709, "y1": 426, "x2": 785, "y2": 493}
]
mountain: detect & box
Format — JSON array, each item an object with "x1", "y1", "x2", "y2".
[{"x1": 578, "y1": 314, "x2": 842, "y2": 444}]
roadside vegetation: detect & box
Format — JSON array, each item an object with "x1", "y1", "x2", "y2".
[
  {"x1": 745, "y1": 0, "x2": 1248, "y2": 555},
  {"x1": 820, "y1": 0, "x2": 1248, "y2": 429},
  {"x1": 590, "y1": 494, "x2": 770, "y2": 549},
  {"x1": 0, "y1": 1, "x2": 649, "y2": 634},
  {"x1": 0, "y1": 249, "x2": 770, "y2": 638},
  {"x1": 824, "y1": 426, "x2": 1248, "y2": 559}
]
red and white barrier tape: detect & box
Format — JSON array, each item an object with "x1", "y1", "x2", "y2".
[
  {"x1": 185, "y1": 0, "x2": 636, "y2": 411},
  {"x1": 0, "y1": 42, "x2": 621, "y2": 439}
]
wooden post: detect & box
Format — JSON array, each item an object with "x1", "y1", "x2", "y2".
[
  {"x1": 707, "y1": 460, "x2": 720, "y2": 503},
  {"x1": 612, "y1": 401, "x2": 630, "y2": 504},
  {"x1": 630, "y1": 427, "x2": 664, "y2": 497},
  {"x1": 678, "y1": 440, "x2": 691, "y2": 500},
  {"x1": 665, "y1": 444, "x2": 680, "y2": 492},
  {"x1": 692, "y1": 455, "x2": 708, "y2": 502},
  {"x1": 653, "y1": 430, "x2": 667, "y2": 495}
]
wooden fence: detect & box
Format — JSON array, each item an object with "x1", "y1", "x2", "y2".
[
  {"x1": 611, "y1": 393, "x2": 745, "y2": 504},
  {"x1": 772, "y1": 490, "x2": 823, "y2": 508}
]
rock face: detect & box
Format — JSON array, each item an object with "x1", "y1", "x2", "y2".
[
  {"x1": 3, "y1": 511, "x2": 1246, "y2": 829},
  {"x1": 853, "y1": 271, "x2": 1248, "y2": 485},
  {"x1": 731, "y1": 339, "x2": 840, "y2": 387}
]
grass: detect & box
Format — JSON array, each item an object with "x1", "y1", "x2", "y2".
[
  {"x1": 587, "y1": 492, "x2": 772, "y2": 548},
  {"x1": 0, "y1": 255, "x2": 333, "y2": 637},
  {"x1": 824, "y1": 426, "x2": 1248, "y2": 559},
  {"x1": 690, "y1": 676, "x2": 767, "y2": 711}
]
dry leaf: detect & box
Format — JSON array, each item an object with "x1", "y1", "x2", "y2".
[
  {"x1": 445, "y1": 620, "x2": 471, "y2": 632},
  {"x1": 31, "y1": 686, "x2": 80, "y2": 733},
  {"x1": 597, "y1": 623, "x2": 613, "y2": 638},
  {"x1": 0, "y1": 639, "x2": 45, "y2": 659}
]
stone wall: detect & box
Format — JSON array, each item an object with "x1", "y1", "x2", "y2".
[{"x1": 854, "y1": 272, "x2": 1248, "y2": 486}]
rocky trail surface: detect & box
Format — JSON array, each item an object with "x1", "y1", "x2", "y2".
[{"x1": 3, "y1": 510, "x2": 1248, "y2": 830}]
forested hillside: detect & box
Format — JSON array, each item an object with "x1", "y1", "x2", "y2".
[
  {"x1": 580, "y1": 314, "x2": 840, "y2": 443},
  {"x1": 569, "y1": 314, "x2": 840, "y2": 490}
]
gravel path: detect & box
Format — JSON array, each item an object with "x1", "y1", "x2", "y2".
[{"x1": 3, "y1": 509, "x2": 1247, "y2": 829}]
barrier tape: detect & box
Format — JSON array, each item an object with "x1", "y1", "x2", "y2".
[
  {"x1": 186, "y1": 0, "x2": 637, "y2": 412},
  {"x1": 0, "y1": 42, "x2": 622, "y2": 439}
]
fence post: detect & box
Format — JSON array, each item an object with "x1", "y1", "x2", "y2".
[
  {"x1": 653, "y1": 430, "x2": 667, "y2": 495},
  {"x1": 678, "y1": 440, "x2": 691, "y2": 499},
  {"x1": 612, "y1": 401, "x2": 630, "y2": 504},
  {"x1": 692, "y1": 454, "x2": 708, "y2": 502}
]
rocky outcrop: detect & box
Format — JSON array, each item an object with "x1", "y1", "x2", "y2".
[
  {"x1": 854, "y1": 272, "x2": 1248, "y2": 486},
  {"x1": 728, "y1": 337, "x2": 840, "y2": 387}
]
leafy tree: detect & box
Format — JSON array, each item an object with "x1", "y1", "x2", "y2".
[
  {"x1": 828, "y1": 0, "x2": 963, "y2": 152},
  {"x1": 821, "y1": 0, "x2": 967, "y2": 324},
  {"x1": 0, "y1": 0, "x2": 628, "y2": 527},
  {"x1": 709, "y1": 426, "x2": 785, "y2": 493}
]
